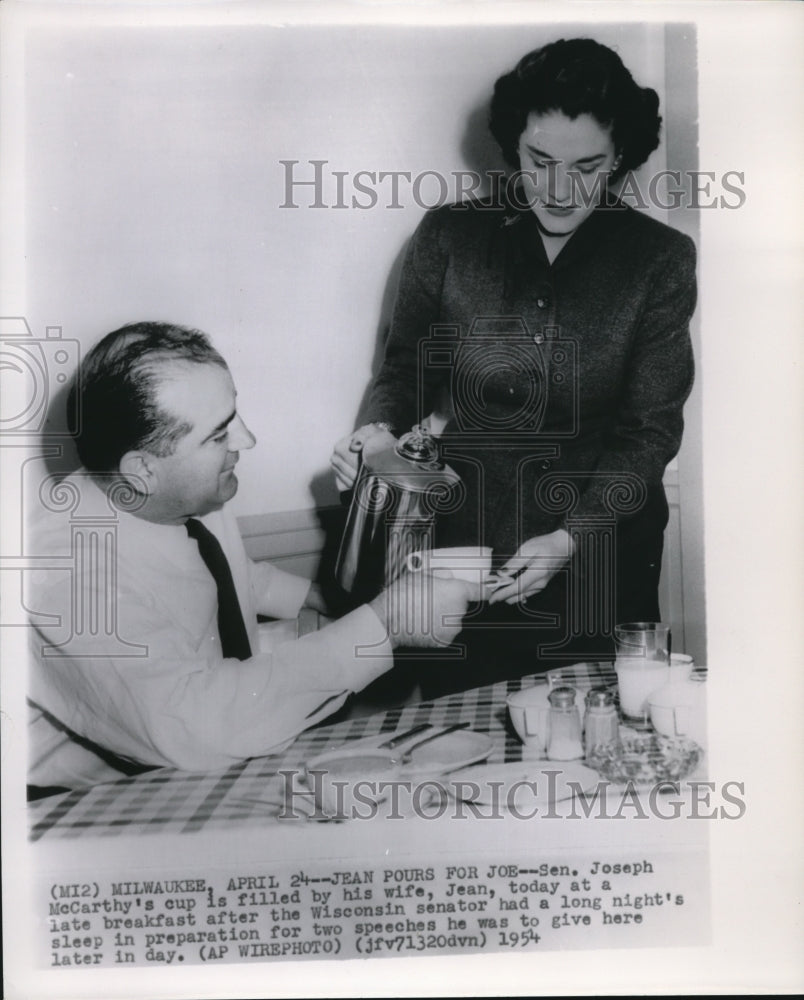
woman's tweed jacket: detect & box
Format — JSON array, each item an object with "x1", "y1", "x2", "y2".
[{"x1": 364, "y1": 196, "x2": 697, "y2": 565}]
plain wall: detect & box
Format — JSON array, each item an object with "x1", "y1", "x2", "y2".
[{"x1": 24, "y1": 22, "x2": 677, "y2": 516}]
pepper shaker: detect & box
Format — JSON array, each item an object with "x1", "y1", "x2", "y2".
[{"x1": 583, "y1": 688, "x2": 620, "y2": 757}]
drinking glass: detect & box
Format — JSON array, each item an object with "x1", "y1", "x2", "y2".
[{"x1": 614, "y1": 622, "x2": 671, "y2": 723}]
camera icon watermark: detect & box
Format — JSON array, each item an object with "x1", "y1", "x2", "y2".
[
  {"x1": 418, "y1": 318, "x2": 578, "y2": 444},
  {"x1": 0, "y1": 317, "x2": 80, "y2": 436}
]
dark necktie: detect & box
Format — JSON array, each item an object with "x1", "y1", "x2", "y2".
[{"x1": 185, "y1": 517, "x2": 252, "y2": 660}]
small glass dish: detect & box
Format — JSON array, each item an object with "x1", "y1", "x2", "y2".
[
  {"x1": 586, "y1": 731, "x2": 702, "y2": 785},
  {"x1": 546, "y1": 661, "x2": 618, "y2": 693}
]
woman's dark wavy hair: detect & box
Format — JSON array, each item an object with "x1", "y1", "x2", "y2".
[
  {"x1": 69, "y1": 321, "x2": 227, "y2": 474},
  {"x1": 489, "y1": 38, "x2": 662, "y2": 179}
]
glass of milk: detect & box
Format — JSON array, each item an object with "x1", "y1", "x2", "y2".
[{"x1": 614, "y1": 622, "x2": 671, "y2": 723}]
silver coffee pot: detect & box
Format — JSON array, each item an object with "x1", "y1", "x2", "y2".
[{"x1": 335, "y1": 424, "x2": 461, "y2": 602}]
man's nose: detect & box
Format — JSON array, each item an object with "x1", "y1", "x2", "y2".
[{"x1": 228, "y1": 415, "x2": 257, "y2": 451}]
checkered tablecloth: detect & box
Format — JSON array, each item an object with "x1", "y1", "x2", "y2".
[{"x1": 29, "y1": 676, "x2": 534, "y2": 841}]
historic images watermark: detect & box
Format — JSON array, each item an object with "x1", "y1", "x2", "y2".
[
  {"x1": 278, "y1": 161, "x2": 746, "y2": 212},
  {"x1": 277, "y1": 767, "x2": 747, "y2": 822}
]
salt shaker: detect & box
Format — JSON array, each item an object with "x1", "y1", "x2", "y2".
[
  {"x1": 546, "y1": 687, "x2": 583, "y2": 761},
  {"x1": 583, "y1": 688, "x2": 620, "y2": 756}
]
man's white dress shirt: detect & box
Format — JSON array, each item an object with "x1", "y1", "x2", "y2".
[{"x1": 26, "y1": 472, "x2": 392, "y2": 787}]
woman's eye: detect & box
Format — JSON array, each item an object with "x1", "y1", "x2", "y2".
[
  {"x1": 521, "y1": 153, "x2": 554, "y2": 170},
  {"x1": 212, "y1": 432, "x2": 229, "y2": 444}
]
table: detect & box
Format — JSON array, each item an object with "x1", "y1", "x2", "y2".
[
  {"x1": 24, "y1": 673, "x2": 712, "y2": 973},
  {"x1": 28, "y1": 675, "x2": 534, "y2": 842},
  {"x1": 28, "y1": 666, "x2": 709, "y2": 848}
]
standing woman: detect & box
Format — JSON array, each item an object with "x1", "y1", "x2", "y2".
[{"x1": 331, "y1": 38, "x2": 696, "y2": 698}]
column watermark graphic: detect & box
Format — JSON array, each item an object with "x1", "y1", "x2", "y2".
[
  {"x1": 0, "y1": 317, "x2": 148, "y2": 657},
  {"x1": 529, "y1": 472, "x2": 649, "y2": 660}
]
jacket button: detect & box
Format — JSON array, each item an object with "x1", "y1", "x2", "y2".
[
  {"x1": 533, "y1": 333, "x2": 545, "y2": 344},
  {"x1": 536, "y1": 296, "x2": 550, "y2": 309},
  {"x1": 539, "y1": 460, "x2": 551, "y2": 470}
]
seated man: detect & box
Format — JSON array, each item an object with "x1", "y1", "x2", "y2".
[{"x1": 26, "y1": 322, "x2": 476, "y2": 792}]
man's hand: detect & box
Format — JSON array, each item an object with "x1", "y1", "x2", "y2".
[
  {"x1": 330, "y1": 423, "x2": 397, "y2": 492},
  {"x1": 370, "y1": 569, "x2": 480, "y2": 648},
  {"x1": 488, "y1": 528, "x2": 575, "y2": 605}
]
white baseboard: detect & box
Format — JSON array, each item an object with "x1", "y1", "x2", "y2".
[{"x1": 237, "y1": 506, "x2": 337, "y2": 579}]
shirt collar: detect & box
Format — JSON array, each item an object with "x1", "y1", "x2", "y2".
[
  {"x1": 70, "y1": 470, "x2": 196, "y2": 545},
  {"x1": 500, "y1": 191, "x2": 635, "y2": 271}
]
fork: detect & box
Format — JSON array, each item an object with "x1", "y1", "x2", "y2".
[
  {"x1": 394, "y1": 722, "x2": 471, "y2": 764},
  {"x1": 378, "y1": 723, "x2": 433, "y2": 750}
]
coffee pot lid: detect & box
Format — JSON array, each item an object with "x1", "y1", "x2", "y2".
[
  {"x1": 395, "y1": 425, "x2": 441, "y2": 464},
  {"x1": 362, "y1": 424, "x2": 460, "y2": 492}
]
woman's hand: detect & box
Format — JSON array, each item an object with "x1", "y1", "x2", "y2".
[
  {"x1": 330, "y1": 423, "x2": 396, "y2": 492},
  {"x1": 488, "y1": 528, "x2": 575, "y2": 605}
]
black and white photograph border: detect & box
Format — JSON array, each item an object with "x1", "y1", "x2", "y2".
[{"x1": 1, "y1": 1, "x2": 802, "y2": 998}]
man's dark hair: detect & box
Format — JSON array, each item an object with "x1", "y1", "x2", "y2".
[
  {"x1": 489, "y1": 37, "x2": 662, "y2": 178},
  {"x1": 69, "y1": 321, "x2": 227, "y2": 473}
]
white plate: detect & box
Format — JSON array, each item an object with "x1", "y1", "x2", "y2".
[
  {"x1": 401, "y1": 729, "x2": 494, "y2": 772},
  {"x1": 306, "y1": 729, "x2": 494, "y2": 779},
  {"x1": 446, "y1": 761, "x2": 600, "y2": 811},
  {"x1": 302, "y1": 730, "x2": 494, "y2": 820}
]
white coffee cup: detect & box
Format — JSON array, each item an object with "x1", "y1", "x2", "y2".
[
  {"x1": 667, "y1": 653, "x2": 694, "y2": 682},
  {"x1": 649, "y1": 675, "x2": 707, "y2": 744},
  {"x1": 405, "y1": 546, "x2": 493, "y2": 586},
  {"x1": 506, "y1": 683, "x2": 551, "y2": 757}
]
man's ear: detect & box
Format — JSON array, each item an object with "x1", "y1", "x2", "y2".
[{"x1": 118, "y1": 451, "x2": 157, "y2": 495}]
